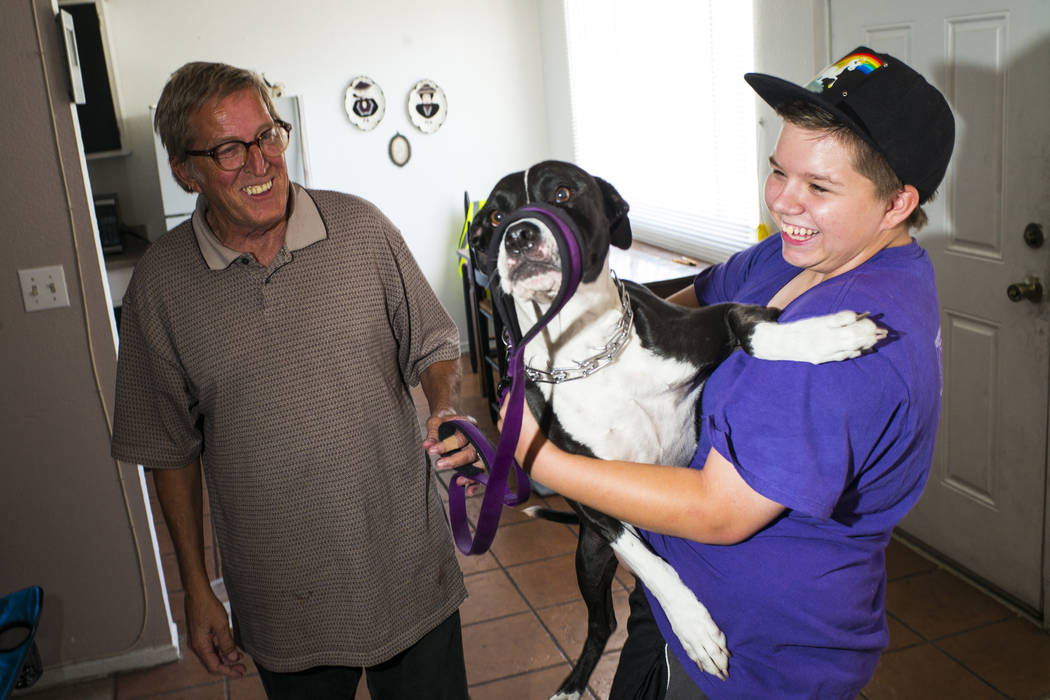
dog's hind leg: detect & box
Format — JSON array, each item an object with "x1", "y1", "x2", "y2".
[{"x1": 550, "y1": 519, "x2": 620, "y2": 700}]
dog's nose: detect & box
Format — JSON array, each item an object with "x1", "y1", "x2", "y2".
[{"x1": 504, "y1": 221, "x2": 541, "y2": 257}]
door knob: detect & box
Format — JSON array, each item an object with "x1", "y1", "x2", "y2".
[
  {"x1": 1007, "y1": 276, "x2": 1043, "y2": 303},
  {"x1": 1023, "y1": 223, "x2": 1044, "y2": 249}
]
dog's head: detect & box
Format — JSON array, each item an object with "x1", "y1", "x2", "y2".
[{"x1": 468, "y1": 160, "x2": 631, "y2": 303}]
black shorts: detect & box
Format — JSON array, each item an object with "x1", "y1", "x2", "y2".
[{"x1": 610, "y1": 580, "x2": 711, "y2": 700}]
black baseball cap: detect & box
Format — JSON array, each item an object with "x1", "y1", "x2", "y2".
[{"x1": 745, "y1": 46, "x2": 955, "y2": 204}]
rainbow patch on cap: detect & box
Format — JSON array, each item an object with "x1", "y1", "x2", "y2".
[{"x1": 805, "y1": 51, "x2": 884, "y2": 93}]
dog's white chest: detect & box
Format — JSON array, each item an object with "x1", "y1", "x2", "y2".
[{"x1": 531, "y1": 335, "x2": 702, "y2": 466}]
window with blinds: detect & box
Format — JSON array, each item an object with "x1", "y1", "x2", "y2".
[{"x1": 563, "y1": 0, "x2": 759, "y2": 263}]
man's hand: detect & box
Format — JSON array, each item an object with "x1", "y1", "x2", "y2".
[
  {"x1": 418, "y1": 359, "x2": 483, "y2": 480},
  {"x1": 151, "y1": 463, "x2": 244, "y2": 676},
  {"x1": 184, "y1": 590, "x2": 246, "y2": 678},
  {"x1": 424, "y1": 409, "x2": 482, "y2": 468}
]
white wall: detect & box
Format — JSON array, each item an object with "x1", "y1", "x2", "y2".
[
  {"x1": 753, "y1": 0, "x2": 831, "y2": 231},
  {"x1": 87, "y1": 0, "x2": 555, "y2": 337},
  {"x1": 537, "y1": 0, "x2": 575, "y2": 161}
]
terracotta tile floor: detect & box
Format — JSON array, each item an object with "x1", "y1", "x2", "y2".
[{"x1": 24, "y1": 356, "x2": 1050, "y2": 699}]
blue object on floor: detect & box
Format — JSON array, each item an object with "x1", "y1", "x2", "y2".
[{"x1": 0, "y1": 586, "x2": 43, "y2": 699}]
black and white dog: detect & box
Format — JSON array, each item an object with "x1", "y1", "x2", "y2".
[{"x1": 468, "y1": 160, "x2": 883, "y2": 700}]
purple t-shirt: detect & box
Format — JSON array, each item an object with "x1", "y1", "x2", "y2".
[{"x1": 643, "y1": 234, "x2": 942, "y2": 698}]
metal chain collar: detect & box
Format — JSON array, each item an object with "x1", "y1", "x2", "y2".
[{"x1": 522, "y1": 273, "x2": 633, "y2": 384}]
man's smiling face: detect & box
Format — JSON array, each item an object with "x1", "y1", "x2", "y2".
[{"x1": 174, "y1": 87, "x2": 291, "y2": 242}]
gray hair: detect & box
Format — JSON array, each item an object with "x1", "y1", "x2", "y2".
[{"x1": 154, "y1": 62, "x2": 280, "y2": 192}]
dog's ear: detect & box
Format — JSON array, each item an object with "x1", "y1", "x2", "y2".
[
  {"x1": 465, "y1": 222, "x2": 492, "y2": 275},
  {"x1": 596, "y1": 176, "x2": 632, "y2": 249}
]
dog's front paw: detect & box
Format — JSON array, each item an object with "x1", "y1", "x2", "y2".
[
  {"x1": 614, "y1": 529, "x2": 730, "y2": 679},
  {"x1": 750, "y1": 310, "x2": 886, "y2": 364},
  {"x1": 664, "y1": 591, "x2": 730, "y2": 680}
]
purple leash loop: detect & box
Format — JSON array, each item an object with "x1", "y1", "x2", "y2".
[{"x1": 439, "y1": 204, "x2": 584, "y2": 554}]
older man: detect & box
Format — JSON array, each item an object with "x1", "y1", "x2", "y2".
[{"x1": 112, "y1": 62, "x2": 472, "y2": 699}]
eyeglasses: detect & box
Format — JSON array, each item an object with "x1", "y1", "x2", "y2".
[{"x1": 185, "y1": 121, "x2": 292, "y2": 171}]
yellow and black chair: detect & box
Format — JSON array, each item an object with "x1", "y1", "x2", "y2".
[{"x1": 457, "y1": 193, "x2": 506, "y2": 423}]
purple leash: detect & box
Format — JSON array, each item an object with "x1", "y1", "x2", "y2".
[{"x1": 439, "y1": 204, "x2": 584, "y2": 555}]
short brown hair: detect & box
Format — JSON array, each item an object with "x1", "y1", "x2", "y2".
[
  {"x1": 154, "y1": 62, "x2": 280, "y2": 192},
  {"x1": 776, "y1": 100, "x2": 929, "y2": 231}
]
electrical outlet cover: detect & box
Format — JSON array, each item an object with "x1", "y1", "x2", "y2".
[{"x1": 18, "y1": 265, "x2": 71, "y2": 312}]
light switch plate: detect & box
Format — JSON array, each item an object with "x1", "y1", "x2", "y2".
[{"x1": 18, "y1": 265, "x2": 71, "y2": 312}]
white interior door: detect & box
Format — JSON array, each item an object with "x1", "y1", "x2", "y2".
[{"x1": 830, "y1": 0, "x2": 1050, "y2": 614}]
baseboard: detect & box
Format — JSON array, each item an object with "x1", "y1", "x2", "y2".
[
  {"x1": 22, "y1": 637, "x2": 180, "y2": 691},
  {"x1": 892, "y1": 530, "x2": 1044, "y2": 627}
]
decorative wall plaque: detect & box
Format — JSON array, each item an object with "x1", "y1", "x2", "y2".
[
  {"x1": 407, "y1": 79, "x2": 447, "y2": 134},
  {"x1": 389, "y1": 133, "x2": 411, "y2": 167},
  {"x1": 344, "y1": 76, "x2": 385, "y2": 131}
]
